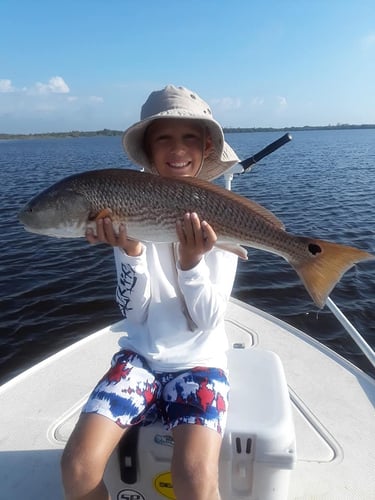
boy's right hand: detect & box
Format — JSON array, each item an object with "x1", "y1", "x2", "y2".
[{"x1": 86, "y1": 217, "x2": 142, "y2": 256}]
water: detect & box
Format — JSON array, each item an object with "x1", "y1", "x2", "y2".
[{"x1": 1, "y1": 130, "x2": 374, "y2": 384}]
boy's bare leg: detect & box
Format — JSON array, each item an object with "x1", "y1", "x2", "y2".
[
  {"x1": 61, "y1": 413, "x2": 126, "y2": 500},
  {"x1": 171, "y1": 424, "x2": 222, "y2": 500}
]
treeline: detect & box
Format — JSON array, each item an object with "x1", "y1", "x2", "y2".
[
  {"x1": 224, "y1": 124, "x2": 375, "y2": 133},
  {"x1": 1, "y1": 124, "x2": 374, "y2": 140},
  {"x1": 0, "y1": 128, "x2": 123, "y2": 140}
]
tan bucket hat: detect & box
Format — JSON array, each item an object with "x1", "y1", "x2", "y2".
[{"x1": 122, "y1": 85, "x2": 239, "y2": 181}]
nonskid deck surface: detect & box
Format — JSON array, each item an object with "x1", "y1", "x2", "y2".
[{"x1": 0, "y1": 298, "x2": 374, "y2": 499}]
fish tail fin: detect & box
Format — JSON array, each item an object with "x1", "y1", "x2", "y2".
[{"x1": 290, "y1": 238, "x2": 374, "y2": 308}]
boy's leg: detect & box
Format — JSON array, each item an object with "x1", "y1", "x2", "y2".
[
  {"x1": 61, "y1": 413, "x2": 126, "y2": 500},
  {"x1": 61, "y1": 350, "x2": 159, "y2": 500},
  {"x1": 171, "y1": 424, "x2": 222, "y2": 500},
  {"x1": 161, "y1": 367, "x2": 229, "y2": 499}
]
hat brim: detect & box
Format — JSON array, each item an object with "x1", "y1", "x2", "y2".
[{"x1": 122, "y1": 113, "x2": 239, "y2": 181}]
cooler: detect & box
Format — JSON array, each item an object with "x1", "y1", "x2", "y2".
[{"x1": 105, "y1": 348, "x2": 297, "y2": 500}]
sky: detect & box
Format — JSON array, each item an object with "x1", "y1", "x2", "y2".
[{"x1": 1, "y1": 0, "x2": 374, "y2": 134}]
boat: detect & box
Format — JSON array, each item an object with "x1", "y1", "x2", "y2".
[
  {"x1": 1, "y1": 297, "x2": 374, "y2": 499},
  {"x1": 1, "y1": 135, "x2": 374, "y2": 499}
]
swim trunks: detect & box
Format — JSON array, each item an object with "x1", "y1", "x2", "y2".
[{"x1": 82, "y1": 349, "x2": 229, "y2": 435}]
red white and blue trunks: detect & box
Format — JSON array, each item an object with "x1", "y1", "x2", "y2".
[{"x1": 82, "y1": 350, "x2": 229, "y2": 435}]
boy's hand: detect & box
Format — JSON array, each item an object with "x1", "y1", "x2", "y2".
[
  {"x1": 86, "y1": 217, "x2": 142, "y2": 257},
  {"x1": 176, "y1": 212, "x2": 217, "y2": 270}
]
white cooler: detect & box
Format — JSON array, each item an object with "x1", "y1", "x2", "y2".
[{"x1": 105, "y1": 348, "x2": 296, "y2": 500}]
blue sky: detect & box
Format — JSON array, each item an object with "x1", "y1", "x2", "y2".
[{"x1": 1, "y1": 0, "x2": 374, "y2": 133}]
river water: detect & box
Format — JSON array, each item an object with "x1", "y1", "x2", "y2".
[{"x1": 1, "y1": 129, "x2": 374, "y2": 383}]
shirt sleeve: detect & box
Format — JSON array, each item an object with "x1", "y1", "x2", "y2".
[
  {"x1": 114, "y1": 246, "x2": 150, "y2": 322},
  {"x1": 177, "y1": 249, "x2": 238, "y2": 331}
]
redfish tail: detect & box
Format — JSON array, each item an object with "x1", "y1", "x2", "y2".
[{"x1": 290, "y1": 238, "x2": 374, "y2": 308}]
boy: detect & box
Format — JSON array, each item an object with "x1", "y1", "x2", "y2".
[{"x1": 61, "y1": 85, "x2": 239, "y2": 500}]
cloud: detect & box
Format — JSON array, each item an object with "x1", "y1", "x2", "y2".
[
  {"x1": 0, "y1": 76, "x2": 70, "y2": 95},
  {"x1": 0, "y1": 79, "x2": 15, "y2": 93},
  {"x1": 34, "y1": 76, "x2": 70, "y2": 94},
  {"x1": 0, "y1": 76, "x2": 108, "y2": 132},
  {"x1": 250, "y1": 96, "x2": 264, "y2": 106},
  {"x1": 89, "y1": 95, "x2": 104, "y2": 103},
  {"x1": 211, "y1": 96, "x2": 242, "y2": 111},
  {"x1": 277, "y1": 96, "x2": 288, "y2": 108}
]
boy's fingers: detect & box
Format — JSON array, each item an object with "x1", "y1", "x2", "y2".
[
  {"x1": 118, "y1": 224, "x2": 129, "y2": 246},
  {"x1": 85, "y1": 227, "x2": 98, "y2": 244},
  {"x1": 103, "y1": 218, "x2": 117, "y2": 245},
  {"x1": 201, "y1": 221, "x2": 217, "y2": 245},
  {"x1": 96, "y1": 218, "x2": 106, "y2": 241},
  {"x1": 176, "y1": 219, "x2": 186, "y2": 243}
]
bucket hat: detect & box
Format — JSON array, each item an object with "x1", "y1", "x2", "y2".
[{"x1": 122, "y1": 85, "x2": 239, "y2": 181}]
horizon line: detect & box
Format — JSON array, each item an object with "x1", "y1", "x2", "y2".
[{"x1": 1, "y1": 123, "x2": 375, "y2": 139}]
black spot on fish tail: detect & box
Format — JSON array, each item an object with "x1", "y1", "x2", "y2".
[{"x1": 308, "y1": 243, "x2": 322, "y2": 256}]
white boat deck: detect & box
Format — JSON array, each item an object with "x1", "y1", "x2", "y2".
[{"x1": 0, "y1": 298, "x2": 374, "y2": 499}]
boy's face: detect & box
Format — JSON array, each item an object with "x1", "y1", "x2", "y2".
[{"x1": 145, "y1": 119, "x2": 212, "y2": 178}]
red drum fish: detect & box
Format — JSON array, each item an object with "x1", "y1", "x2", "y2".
[{"x1": 18, "y1": 168, "x2": 374, "y2": 308}]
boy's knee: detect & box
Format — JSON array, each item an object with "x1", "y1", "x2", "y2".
[
  {"x1": 61, "y1": 446, "x2": 103, "y2": 496},
  {"x1": 172, "y1": 457, "x2": 219, "y2": 498},
  {"x1": 61, "y1": 448, "x2": 84, "y2": 489}
]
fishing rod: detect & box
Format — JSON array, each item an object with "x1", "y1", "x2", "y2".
[
  {"x1": 326, "y1": 299, "x2": 375, "y2": 369},
  {"x1": 239, "y1": 132, "x2": 292, "y2": 172},
  {"x1": 231, "y1": 133, "x2": 375, "y2": 369},
  {"x1": 223, "y1": 133, "x2": 292, "y2": 190}
]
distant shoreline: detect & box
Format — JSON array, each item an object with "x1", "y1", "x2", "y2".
[{"x1": 1, "y1": 124, "x2": 374, "y2": 140}]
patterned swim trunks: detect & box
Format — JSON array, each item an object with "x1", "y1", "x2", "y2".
[{"x1": 82, "y1": 350, "x2": 229, "y2": 435}]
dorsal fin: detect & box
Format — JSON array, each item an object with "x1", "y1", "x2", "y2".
[
  {"x1": 229, "y1": 193, "x2": 285, "y2": 229},
  {"x1": 177, "y1": 176, "x2": 285, "y2": 230}
]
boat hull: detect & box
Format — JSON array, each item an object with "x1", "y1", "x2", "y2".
[{"x1": 0, "y1": 298, "x2": 374, "y2": 499}]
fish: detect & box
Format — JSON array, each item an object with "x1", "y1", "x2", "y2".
[{"x1": 18, "y1": 168, "x2": 374, "y2": 308}]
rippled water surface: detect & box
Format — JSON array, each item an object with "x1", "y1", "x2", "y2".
[{"x1": 1, "y1": 130, "x2": 374, "y2": 383}]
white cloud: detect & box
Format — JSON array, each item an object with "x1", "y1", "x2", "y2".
[
  {"x1": 211, "y1": 96, "x2": 241, "y2": 111},
  {"x1": 251, "y1": 96, "x2": 264, "y2": 106},
  {"x1": 0, "y1": 79, "x2": 15, "y2": 93},
  {"x1": 0, "y1": 76, "x2": 70, "y2": 95},
  {"x1": 89, "y1": 95, "x2": 104, "y2": 103},
  {"x1": 34, "y1": 76, "x2": 70, "y2": 94},
  {"x1": 277, "y1": 96, "x2": 288, "y2": 108},
  {"x1": 0, "y1": 76, "x2": 111, "y2": 132}
]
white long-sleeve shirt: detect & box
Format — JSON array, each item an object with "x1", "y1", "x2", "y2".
[{"x1": 113, "y1": 243, "x2": 238, "y2": 372}]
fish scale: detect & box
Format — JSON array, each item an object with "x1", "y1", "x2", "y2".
[
  {"x1": 89, "y1": 171, "x2": 280, "y2": 248},
  {"x1": 18, "y1": 168, "x2": 374, "y2": 308}
]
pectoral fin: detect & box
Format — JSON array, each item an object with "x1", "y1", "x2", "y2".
[{"x1": 215, "y1": 242, "x2": 248, "y2": 260}]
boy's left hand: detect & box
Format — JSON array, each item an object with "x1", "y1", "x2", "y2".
[{"x1": 176, "y1": 212, "x2": 217, "y2": 270}]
